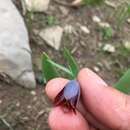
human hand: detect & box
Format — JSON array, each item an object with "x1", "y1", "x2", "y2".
[{"x1": 45, "y1": 68, "x2": 130, "y2": 130}]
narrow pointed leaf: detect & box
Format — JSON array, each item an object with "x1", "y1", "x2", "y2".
[
  {"x1": 41, "y1": 53, "x2": 59, "y2": 83},
  {"x1": 47, "y1": 59, "x2": 74, "y2": 78},
  {"x1": 114, "y1": 69, "x2": 130, "y2": 94},
  {"x1": 63, "y1": 48, "x2": 79, "y2": 78}
]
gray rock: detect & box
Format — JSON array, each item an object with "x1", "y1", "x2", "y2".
[
  {"x1": 23, "y1": 0, "x2": 50, "y2": 12},
  {"x1": 39, "y1": 26, "x2": 63, "y2": 50},
  {"x1": 0, "y1": 0, "x2": 36, "y2": 88}
]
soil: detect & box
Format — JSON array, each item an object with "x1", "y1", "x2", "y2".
[{"x1": 0, "y1": 0, "x2": 130, "y2": 130}]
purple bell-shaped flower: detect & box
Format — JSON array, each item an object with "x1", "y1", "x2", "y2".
[{"x1": 54, "y1": 80, "x2": 81, "y2": 114}]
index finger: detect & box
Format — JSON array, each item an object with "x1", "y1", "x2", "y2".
[{"x1": 45, "y1": 78, "x2": 69, "y2": 101}]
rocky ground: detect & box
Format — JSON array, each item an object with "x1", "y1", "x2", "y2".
[{"x1": 0, "y1": 0, "x2": 130, "y2": 130}]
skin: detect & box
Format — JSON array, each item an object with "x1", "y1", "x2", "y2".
[{"x1": 45, "y1": 68, "x2": 130, "y2": 130}]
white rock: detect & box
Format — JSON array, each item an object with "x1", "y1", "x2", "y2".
[
  {"x1": 92, "y1": 15, "x2": 101, "y2": 23},
  {"x1": 71, "y1": 0, "x2": 82, "y2": 6},
  {"x1": 30, "y1": 90, "x2": 36, "y2": 96},
  {"x1": 98, "y1": 22, "x2": 110, "y2": 28},
  {"x1": 0, "y1": 0, "x2": 36, "y2": 88},
  {"x1": 16, "y1": 102, "x2": 20, "y2": 107},
  {"x1": 24, "y1": 0, "x2": 50, "y2": 12},
  {"x1": 39, "y1": 26, "x2": 63, "y2": 50},
  {"x1": 127, "y1": 18, "x2": 130, "y2": 24},
  {"x1": 64, "y1": 25, "x2": 75, "y2": 34},
  {"x1": 93, "y1": 66, "x2": 100, "y2": 72},
  {"x1": 124, "y1": 41, "x2": 130, "y2": 51},
  {"x1": 80, "y1": 25, "x2": 90, "y2": 34},
  {"x1": 103, "y1": 44, "x2": 115, "y2": 53}
]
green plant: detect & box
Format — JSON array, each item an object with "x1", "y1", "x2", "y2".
[
  {"x1": 113, "y1": 2, "x2": 130, "y2": 28},
  {"x1": 41, "y1": 48, "x2": 78, "y2": 83},
  {"x1": 82, "y1": 0, "x2": 104, "y2": 6},
  {"x1": 114, "y1": 69, "x2": 130, "y2": 94},
  {"x1": 117, "y1": 44, "x2": 130, "y2": 58},
  {"x1": 101, "y1": 26, "x2": 113, "y2": 40},
  {"x1": 46, "y1": 16, "x2": 57, "y2": 26},
  {"x1": 41, "y1": 48, "x2": 130, "y2": 95}
]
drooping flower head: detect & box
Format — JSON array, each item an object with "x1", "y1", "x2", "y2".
[{"x1": 54, "y1": 80, "x2": 80, "y2": 114}]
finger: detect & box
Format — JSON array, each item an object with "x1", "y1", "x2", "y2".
[
  {"x1": 45, "y1": 78, "x2": 69, "y2": 101},
  {"x1": 45, "y1": 78, "x2": 110, "y2": 130},
  {"x1": 78, "y1": 68, "x2": 130, "y2": 130},
  {"x1": 78, "y1": 101, "x2": 111, "y2": 130},
  {"x1": 48, "y1": 106, "x2": 90, "y2": 130}
]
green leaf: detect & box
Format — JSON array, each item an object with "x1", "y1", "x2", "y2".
[
  {"x1": 47, "y1": 59, "x2": 74, "y2": 78},
  {"x1": 83, "y1": 0, "x2": 104, "y2": 6},
  {"x1": 127, "y1": 4, "x2": 130, "y2": 13},
  {"x1": 41, "y1": 53, "x2": 59, "y2": 83},
  {"x1": 114, "y1": 69, "x2": 130, "y2": 94},
  {"x1": 101, "y1": 27, "x2": 113, "y2": 40},
  {"x1": 63, "y1": 48, "x2": 79, "y2": 78},
  {"x1": 46, "y1": 16, "x2": 57, "y2": 26}
]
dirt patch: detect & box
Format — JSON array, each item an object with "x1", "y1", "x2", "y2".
[{"x1": 0, "y1": 80, "x2": 50, "y2": 130}]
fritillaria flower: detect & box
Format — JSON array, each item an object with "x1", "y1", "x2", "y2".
[{"x1": 54, "y1": 80, "x2": 80, "y2": 114}]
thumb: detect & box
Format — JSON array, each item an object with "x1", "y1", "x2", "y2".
[{"x1": 78, "y1": 68, "x2": 130, "y2": 130}]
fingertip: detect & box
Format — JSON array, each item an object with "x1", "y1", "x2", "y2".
[
  {"x1": 45, "y1": 78, "x2": 69, "y2": 100},
  {"x1": 78, "y1": 68, "x2": 107, "y2": 87},
  {"x1": 48, "y1": 107, "x2": 89, "y2": 130}
]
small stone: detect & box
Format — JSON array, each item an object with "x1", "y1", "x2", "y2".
[
  {"x1": 39, "y1": 26, "x2": 63, "y2": 50},
  {"x1": 98, "y1": 22, "x2": 110, "y2": 28},
  {"x1": 16, "y1": 102, "x2": 20, "y2": 107},
  {"x1": 59, "y1": 6, "x2": 69, "y2": 16},
  {"x1": 97, "y1": 62, "x2": 103, "y2": 68},
  {"x1": 33, "y1": 96, "x2": 37, "y2": 101},
  {"x1": 80, "y1": 25, "x2": 90, "y2": 34},
  {"x1": 92, "y1": 15, "x2": 101, "y2": 23},
  {"x1": 36, "y1": 110, "x2": 45, "y2": 119},
  {"x1": 127, "y1": 18, "x2": 130, "y2": 24},
  {"x1": 102, "y1": 59, "x2": 111, "y2": 71},
  {"x1": 35, "y1": 71, "x2": 44, "y2": 85},
  {"x1": 33, "y1": 29, "x2": 40, "y2": 35},
  {"x1": 30, "y1": 90, "x2": 36, "y2": 96},
  {"x1": 0, "y1": 100, "x2": 2, "y2": 104},
  {"x1": 24, "y1": 0, "x2": 50, "y2": 12},
  {"x1": 71, "y1": 0, "x2": 82, "y2": 6},
  {"x1": 124, "y1": 41, "x2": 130, "y2": 51},
  {"x1": 98, "y1": 42, "x2": 103, "y2": 47},
  {"x1": 27, "y1": 105, "x2": 32, "y2": 109},
  {"x1": 21, "y1": 116, "x2": 29, "y2": 121},
  {"x1": 64, "y1": 25, "x2": 75, "y2": 34},
  {"x1": 102, "y1": 44, "x2": 115, "y2": 53},
  {"x1": 93, "y1": 66, "x2": 100, "y2": 72}
]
